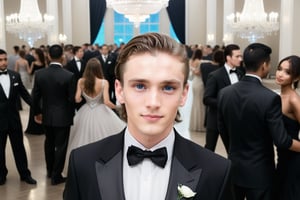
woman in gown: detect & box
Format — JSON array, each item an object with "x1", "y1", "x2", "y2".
[
  {"x1": 275, "y1": 55, "x2": 300, "y2": 200},
  {"x1": 67, "y1": 58, "x2": 125, "y2": 155},
  {"x1": 189, "y1": 49, "x2": 206, "y2": 132},
  {"x1": 14, "y1": 50, "x2": 31, "y2": 89},
  {"x1": 25, "y1": 48, "x2": 46, "y2": 134}
]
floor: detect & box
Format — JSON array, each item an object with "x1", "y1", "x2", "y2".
[{"x1": 0, "y1": 79, "x2": 279, "y2": 200}]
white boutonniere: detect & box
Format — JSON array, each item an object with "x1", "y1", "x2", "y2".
[{"x1": 177, "y1": 184, "x2": 196, "y2": 199}]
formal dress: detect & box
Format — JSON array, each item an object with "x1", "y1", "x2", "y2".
[
  {"x1": 189, "y1": 68, "x2": 206, "y2": 132},
  {"x1": 17, "y1": 62, "x2": 31, "y2": 89},
  {"x1": 67, "y1": 81, "x2": 125, "y2": 154},
  {"x1": 275, "y1": 115, "x2": 300, "y2": 200},
  {"x1": 25, "y1": 63, "x2": 45, "y2": 135}
]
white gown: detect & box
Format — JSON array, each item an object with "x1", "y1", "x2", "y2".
[{"x1": 67, "y1": 81, "x2": 126, "y2": 154}]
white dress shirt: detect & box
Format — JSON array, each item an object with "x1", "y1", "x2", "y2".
[
  {"x1": 225, "y1": 63, "x2": 239, "y2": 84},
  {"x1": 123, "y1": 128, "x2": 175, "y2": 200},
  {"x1": 74, "y1": 56, "x2": 81, "y2": 71},
  {"x1": 0, "y1": 71, "x2": 10, "y2": 98}
]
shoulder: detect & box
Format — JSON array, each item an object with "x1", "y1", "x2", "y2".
[
  {"x1": 289, "y1": 90, "x2": 300, "y2": 110},
  {"x1": 71, "y1": 131, "x2": 124, "y2": 163},
  {"x1": 175, "y1": 133, "x2": 230, "y2": 169}
]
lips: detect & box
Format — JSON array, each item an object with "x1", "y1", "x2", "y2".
[{"x1": 142, "y1": 114, "x2": 163, "y2": 122}]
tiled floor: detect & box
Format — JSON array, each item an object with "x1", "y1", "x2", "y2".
[{"x1": 0, "y1": 78, "x2": 279, "y2": 200}]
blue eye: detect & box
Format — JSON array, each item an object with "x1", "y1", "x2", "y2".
[
  {"x1": 163, "y1": 85, "x2": 175, "y2": 91},
  {"x1": 135, "y1": 83, "x2": 145, "y2": 90}
]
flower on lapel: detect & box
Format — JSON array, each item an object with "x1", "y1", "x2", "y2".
[{"x1": 177, "y1": 184, "x2": 196, "y2": 199}]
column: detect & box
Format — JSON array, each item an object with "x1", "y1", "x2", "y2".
[
  {"x1": 0, "y1": 0, "x2": 6, "y2": 48},
  {"x1": 46, "y1": 0, "x2": 59, "y2": 44},
  {"x1": 279, "y1": 0, "x2": 293, "y2": 59},
  {"x1": 223, "y1": 0, "x2": 234, "y2": 45},
  {"x1": 62, "y1": 0, "x2": 72, "y2": 43},
  {"x1": 206, "y1": 0, "x2": 216, "y2": 46}
]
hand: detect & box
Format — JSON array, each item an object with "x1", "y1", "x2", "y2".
[{"x1": 34, "y1": 114, "x2": 43, "y2": 124}]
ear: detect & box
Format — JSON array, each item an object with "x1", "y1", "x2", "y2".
[
  {"x1": 115, "y1": 79, "x2": 125, "y2": 104},
  {"x1": 179, "y1": 83, "x2": 189, "y2": 107}
]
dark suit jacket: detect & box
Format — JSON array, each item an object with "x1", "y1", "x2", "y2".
[
  {"x1": 65, "y1": 58, "x2": 86, "y2": 82},
  {"x1": 96, "y1": 53, "x2": 117, "y2": 82},
  {"x1": 32, "y1": 64, "x2": 76, "y2": 127},
  {"x1": 203, "y1": 66, "x2": 243, "y2": 129},
  {"x1": 200, "y1": 62, "x2": 221, "y2": 87},
  {"x1": 217, "y1": 75, "x2": 292, "y2": 188},
  {"x1": 63, "y1": 129, "x2": 231, "y2": 200},
  {"x1": 0, "y1": 70, "x2": 31, "y2": 131}
]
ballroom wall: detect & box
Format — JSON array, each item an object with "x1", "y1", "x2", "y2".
[{"x1": 2, "y1": 0, "x2": 300, "y2": 76}]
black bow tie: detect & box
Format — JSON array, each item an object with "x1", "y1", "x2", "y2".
[
  {"x1": 127, "y1": 145, "x2": 168, "y2": 168},
  {"x1": 76, "y1": 60, "x2": 81, "y2": 62},
  {"x1": 229, "y1": 69, "x2": 237, "y2": 74},
  {"x1": 0, "y1": 70, "x2": 8, "y2": 75}
]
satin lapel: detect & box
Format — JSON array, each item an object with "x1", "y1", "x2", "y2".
[
  {"x1": 8, "y1": 72, "x2": 16, "y2": 99},
  {"x1": 95, "y1": 151, "x2": 126, "y2": 200},
  {"x1": 0, "y1": 83, "x2": 7, "y2": 99},
  {"x1": 165, "y1": 157, "x2": 202, "y2": 200}
]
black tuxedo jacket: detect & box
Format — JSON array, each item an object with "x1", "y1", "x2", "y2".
[
  {"x1": 0, "y1": 70, "x2": 31, "y2": 131},
  {"x1": 32, "y1": 64, "x2": 76, "y2": 127},
  {"x1": 96, "y1": 53, "x2": 117, "y2": 82},
  {"x1": 64, "y1": 129, "x2": 231, "y2": 200},
  {"x1": 217, "y1": 75, "x2": 292, "y2": 188},
  {"x1": 200, "y1": 62, "x2": 221, "y2": 87},
  {"x1": 65, "y1": 59, "x2": 86, "y2": 82},
  {"x1": 203, "y1": 66, "x2": 243, "y2": 129}
]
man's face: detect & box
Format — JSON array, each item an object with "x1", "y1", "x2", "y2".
[
  {"x1": 101, "y1": 46, "x2": 109, "y2": 56},
  {"x1": 115, "y1": 52, "x2": 189, "y2": 147},
  {"x1": 0, "y1": 54, "x2": 8, "y2": 71},
  {"x1": 76, "y1": 48, "x2": 84, "y2": 59},
  {"x1": 227, "y1": 49, "x2": 243, "y2": 67}
]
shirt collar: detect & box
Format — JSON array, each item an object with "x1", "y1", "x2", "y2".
[
  {"x1": 245, "y1": 73, "x2": 262, "y2": 82},
  {"x1": 224, "y1": 63, "x2": 235, "y2": 74}
]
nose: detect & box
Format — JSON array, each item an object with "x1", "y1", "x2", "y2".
[{"x1": 146, "y1": 89, "x2": 161, "y2": 109}]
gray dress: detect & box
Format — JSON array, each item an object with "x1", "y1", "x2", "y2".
[{"x1": 67, "y1": 80, "x2": 126, "y2": 154}]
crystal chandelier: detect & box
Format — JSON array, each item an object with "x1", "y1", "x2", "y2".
[
  {"x1": 106, "y1": 0, "x2": 169, "y2": 27},
  {"x1": 226, "y1": 0, "x2": 279, "y2": 43},
  {"x1": 6, "y1": 0, "x2": 54, "y2": 47}
]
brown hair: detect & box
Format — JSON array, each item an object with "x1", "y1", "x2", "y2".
[
  {"x1": 115, "y1": 32, "x2": 189, "y2": 122},
  {"x1": 83, "y1": 58, "x2": 104, "y2": 95}
]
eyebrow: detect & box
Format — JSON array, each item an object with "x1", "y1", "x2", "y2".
[{"x1": 128, "y1": 79, "x2": 182, "y2": 85}]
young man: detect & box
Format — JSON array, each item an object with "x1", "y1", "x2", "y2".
[
  {"x1": 32, "y1": 44, "x2": 76, "y2": 185},
  {"x1": 0, "y1": 49, "x2": 36, "y2": 185},
  {"x1": 218, "y1": 43, "x2": 300, "y2": 200},
  {"x1": 64, "y1": 33, "x2": 231, "y2": 200},
  {"x1": 203, "y1": 44, "x2": 244, "y2": 153}
]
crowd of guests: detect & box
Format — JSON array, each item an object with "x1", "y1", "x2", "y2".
[{"x1": 0, "y1": 33, "x2": 299, "y2": 200}]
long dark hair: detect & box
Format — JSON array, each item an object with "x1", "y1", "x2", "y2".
[{"x1": 82, "y1": 58, "x2": 104, "y2": 95}]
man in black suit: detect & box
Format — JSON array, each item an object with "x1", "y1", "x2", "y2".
[
  {"x1": 64, "y1": 33, "x2": 232, "y2": 200},
  {"x1": 96, "y1": 44, "x2": 118, "y2": 104},
  {"x1": 65, "y1": 46, "x2": 86, "y2": 110},
  {"x1": 0, "y1": 49, "x2": 36, "y2": 185},
  {"x1": 32, "y1": 45, "x2": 76, "y2": 185},
  {"x1": 217, "y1": 43, "x2": 300, "y2": 200},
  {"x1": 203, "y1": 44, "x2": 244, "y2": 153}
]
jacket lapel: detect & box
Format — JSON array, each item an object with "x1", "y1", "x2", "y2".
[
  {"x1": 165, "y1": 157, "x2": 202, "y2": 199},
  {"x1": 165, "y1": 131, "x2": 202, "y2": 199},
  {"x1": 95, "y1": 133, "x2": 126, "y2": 200}
]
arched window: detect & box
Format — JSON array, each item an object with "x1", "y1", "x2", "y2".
[{"x1": 93, "y1": 11, "x2": 179, "y2": 45}]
